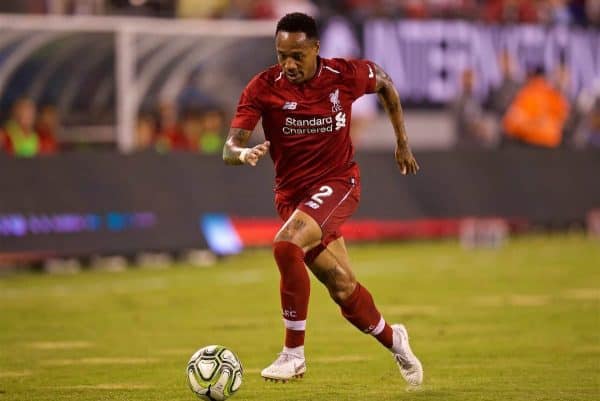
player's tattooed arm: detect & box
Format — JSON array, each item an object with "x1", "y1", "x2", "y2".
[
  {"x1": 373, "y1": 63, "x2": 419, "y2": 175},
  {"x1": 374, "y1": 63, "x2": 408, "y2": 146},
  {"x1": 223, "y1": 128, "x2": 251, "y2": 165},
  {"x1": 223, "y1": 128, "x2": 270, "y2": 167}
]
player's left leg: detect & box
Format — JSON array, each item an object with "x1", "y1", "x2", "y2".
[
  {"x1": 307, "y1": 237, "x2": 392, "y2": 345},
  {"x1": 307, "y1": 238, "x2": 423, "y2": 385}
]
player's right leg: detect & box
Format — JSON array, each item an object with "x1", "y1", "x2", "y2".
[
  {"x1": 261, "y1": 209, "x2": 322, "y2": 382},
  {"x1": 308, "y1": 237, "x2": 423, "y2": 385}
]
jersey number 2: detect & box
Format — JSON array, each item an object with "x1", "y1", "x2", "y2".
[{"x1": 311, "y1": 186, "x2": 333, "y2": 205}]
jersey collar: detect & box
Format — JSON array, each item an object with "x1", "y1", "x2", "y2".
[
  {"x1": 304, "y1": 56, "x2": 324, "y2": 86},
  {"x1": 278, "y1": 56, "x2": 324, "y2": 88}
]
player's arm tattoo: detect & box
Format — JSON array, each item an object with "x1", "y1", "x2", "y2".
[
  {"x1": 223, "y1": 128, "x2": 252, "y2": 165},
  {"x1": 373, "y1": 63, "x2": 409, "y2": 146}
]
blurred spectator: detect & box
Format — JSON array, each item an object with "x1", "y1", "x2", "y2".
[
  {"x1": 108, "y1": 0, "x2": 175, "y2": 17},
  {"x1": 452, "y1": 68, "x2": 496, "y2": 148},
  {"x1": 135, "y1": 112, "x2": 156, "y2": 151},
  {"x1": 178, "y1": 69, "x2": 222, "y2": 113},
  {"x1": 502, "y1": 67, "x2": 570, "y2": 148},
  {"x1": 180, "y1": 109, "x2": 224, "y2": 154},
  {"x1": 572, "y1": 80, "x2": 600, "y2": 149},
  {"x1": 180, "y1": 109, "x2": 203, "y2": 151},
  {"x1": 177, "y1": 0, "x2": 228, "y2": 18},
  {"x1": 573, "y1": 98, "x2": 600, "y2": 148},
  {"x1": 222, "y1": 0, "x2": 274, "y2": 19},
  {"x1": 197, "y1": 109, "x2": 225, "y2": 154},
  {"x1": 0, "y1": 0, "x2": 594, "y2": 26},
  {"x1": 270, "y1": 0, "x2": 319, "y2": 19},
  {"x1": 587, "y1": 0, "x2": 600, "y2": 26},
  {"x1": 401, "y1": 0, "x2": 430, "y2": 19},
  {"x1": 0, "y1": 0, "x2": 46, "y2": 13},
  {"x1": 1, "y1": 98, "x2": 43, "y2": 157},
  {"x1": 424, "y1": 0, "x2": 479, "y2": 20},
  {"x1": 568, "y1": 0, "x2": 588, "y2": 25},
  {"x1": 552, "y1": 61, "x2": 571, "y2": 97},
  {"x1": 487, "y1": 49, "x2": 521, "y2": 118},
  {"x1": 343, "y1": 0, "x2": 392, "y2": 18},
  {"x1": 34, "y1": 104, "x2": 60, "y2": 154},
  {"x1": 154, "y1": 100, "x2": 187, "y2": 152},
  {"x1": 552, "y1": 62, "x2": 581, "y2": 144},
  {"x1": 541, "y1": 0, "x2": 574, "y2": 25},
  {"x1": 46, "y1": 0, "x2": 106, "y2": 14},
  {"x1": 483, "y1": 0, "x2": 540, "y2": 24}
]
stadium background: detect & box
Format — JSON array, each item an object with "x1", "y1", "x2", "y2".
[
  {"x1": 1, "y1": 0, "x2": 598, "y2": 262},
  {"x1": 0, "y1": 2, "x2": 599, "y2": 401}
]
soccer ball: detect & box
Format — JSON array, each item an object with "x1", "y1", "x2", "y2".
[{"x1": 186, "y1": 345, "x2": 243, "y2": 401}]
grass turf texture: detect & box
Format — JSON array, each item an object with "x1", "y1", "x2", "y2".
[{"x1": 0, "y1": 234, "x2": 598, "y2": 401}]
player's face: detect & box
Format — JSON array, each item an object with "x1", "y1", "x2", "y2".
[{"x1": 275, "y1": 31, "x2": 319, "y2": 84}]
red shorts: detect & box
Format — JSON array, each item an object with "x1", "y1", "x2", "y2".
[{"x1": 275, "y1": 172, "x2": 360, "y2": 247}]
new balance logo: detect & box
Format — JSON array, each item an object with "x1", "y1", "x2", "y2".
[
  {"x1": 283, "y1": 101, "x2": 297, "y2": 110},
  {"x1": 368, "y1": 64, "x2": 374, "y2": 78},
  {"x1": 304, "y1": 200, "x2": 320, "y2": 210}
]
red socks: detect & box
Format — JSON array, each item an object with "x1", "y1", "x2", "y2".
[
  {"x1": 273, "y1": 241, "x2": 393, "y2": 350},
  {"x1": 273, "y1": 241, "x2": 310, "y2": 348},
  {"x1": 339, "y1": 282, "x2": 394, "y2": 348}
]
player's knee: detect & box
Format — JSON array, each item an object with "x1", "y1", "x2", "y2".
[
  {"x1": 273, "y1": 223, "x2": 303, "y2": 246},
  {"x1": 274, "y1": 214, "x2": 322, "y2": 249},
  {"x1": 274, "y1": 230, "x2": 294, "y2": 244},
  {"x1": 329, "y1": 277, "x2": 357, "y2": 304},
  {"x1": 273, "y1": 241, "x2": 303, "y2": 268}
]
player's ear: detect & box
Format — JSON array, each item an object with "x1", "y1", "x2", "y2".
[{"x1": 314, "y1": 40, "x2": 320, "y2": 55}]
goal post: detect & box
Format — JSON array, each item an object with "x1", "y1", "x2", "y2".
[{"x1": 0, "y1": 14, "x2": 275, "y2": 151}]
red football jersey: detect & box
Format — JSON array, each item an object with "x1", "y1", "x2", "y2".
[{"x1": 231, "y1": 57, "x2": 377, "y2": 199}]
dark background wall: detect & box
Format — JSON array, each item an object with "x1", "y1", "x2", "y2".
[{"x1": 1, "y1": 150, "x2": 599, "y2": 257}]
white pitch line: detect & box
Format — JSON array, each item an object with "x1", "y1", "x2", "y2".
[
  {"x1": 243, "y1": 355, "x2": 373, "y2": 373},
  {"x1": 216, "y1": 269, "x2": 266, "y2": 285},
  {"x1": 40, "y1": 357, "x2": 159, "y2": 366},
  {"x1": 507, "y1": 294, "x2": 551, "y2": 306},
  {"x1": 381, "y1": 305, "x2": 440, "y2": 316},
  {"x1": 312, "y1": 355, "x2": 374, "y2": 363},
  {"x1": 51, "y1": 384, "x2": 153, "y2": 390},
  {"x1": 472, "y1": 294, "x2": 551, "y2": 307},
  {"x1": 155, "y1": 348, "x2": 192, "y2": 356},
  {"x1": 29, "y1": 341, "x2": 93, "y2": 350},
  {"x1": 562, "y1": 288, "x2": 599, "y2": 301},
  {"x1": 0, "y1": 370, "x2": 32, "y2": 378},
  {"x1": 0, "y1": 277, "x2": 170, "y2": 299}
]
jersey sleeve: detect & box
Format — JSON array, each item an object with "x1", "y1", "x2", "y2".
[
  {"x1": 347, "y1": 59, "x2": 377, "y2": 100},
  {"x1": 230, "y1": 76, "x2": 264, "y2": 130}
]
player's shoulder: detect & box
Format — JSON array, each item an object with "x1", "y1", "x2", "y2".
[{"x1": 320, "y1": 57, "x2": 373, "y2": 77}]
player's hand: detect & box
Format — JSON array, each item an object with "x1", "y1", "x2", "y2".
[
  {"x1": 395, "y1": 143, "x2": 419, "y2": 175},
  {"x1": 241, "y1": 141, "x2": 270, "y2": 166}
]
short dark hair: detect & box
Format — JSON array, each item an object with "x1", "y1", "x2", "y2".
[{"x1": 276, "y1": 12, "x2": 318, "y2": 40}]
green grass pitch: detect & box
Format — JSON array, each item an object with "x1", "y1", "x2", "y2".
[{"x1": 0, "y1": 234, "x2": 598, "y2": 401}]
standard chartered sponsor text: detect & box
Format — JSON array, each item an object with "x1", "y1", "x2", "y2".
[{"x1": 283, "y1": 116, "x2": 335, "y2": 135}]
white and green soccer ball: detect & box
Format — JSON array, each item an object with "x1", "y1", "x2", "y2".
[{"x1": 186, "y1": 345, "x2": 243, "y2": 401}]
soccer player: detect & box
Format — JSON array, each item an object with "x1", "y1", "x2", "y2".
[{"x1": 223, "y1": 12, "x2": 423, "y2": 385}]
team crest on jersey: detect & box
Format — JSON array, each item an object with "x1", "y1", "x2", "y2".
[{"x1": 329, "y1": 89, "x2": 343, "y2": 112}]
